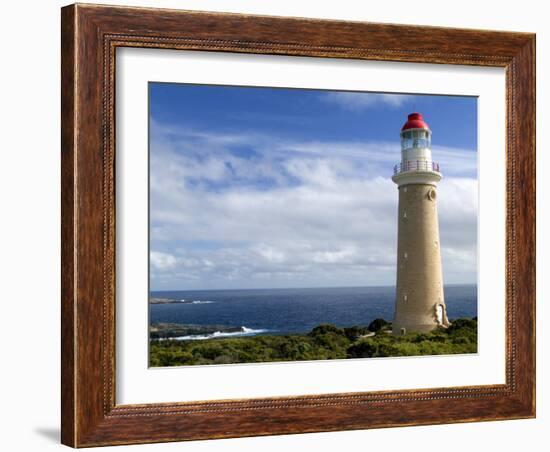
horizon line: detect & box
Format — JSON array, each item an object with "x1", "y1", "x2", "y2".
[{"x1": 150, "y1": 282, "x2": 477, "y2": 293}]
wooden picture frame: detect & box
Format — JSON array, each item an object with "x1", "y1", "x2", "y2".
[{"x1": 61, "y1": 3, "x2": 535, "y2": 447}]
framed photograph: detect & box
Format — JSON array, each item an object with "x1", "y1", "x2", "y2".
[{"x1": 61, "y1": 3, "x2": 535, "y2": 447}]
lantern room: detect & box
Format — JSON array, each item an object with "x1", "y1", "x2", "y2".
[
  {"x1": 393, "y1": 112, "x2": 441, "y2": 184},
  {"x1": 400, "y1": 112, "x2": 431, "y2": 151}
]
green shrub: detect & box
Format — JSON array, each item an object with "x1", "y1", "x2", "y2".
[
  {"x1": 309, "y1": 324, "x2": 345, "y2": 337},
  {"x1": 347, "y1": 340, "x2": 379, "y2": 358},
  {"x1": 368, "y1": 318, "x2": 391, "y2": 332},
  {"x1": 343, "y1": 326, "x2": 371, "y2": 341}
]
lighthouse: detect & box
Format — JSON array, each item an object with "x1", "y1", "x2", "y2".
[{"x1": 391, "y1": 112, "x2": 449, "y2": 335}]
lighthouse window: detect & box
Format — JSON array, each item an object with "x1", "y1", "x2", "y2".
[
  {"x1": 401, "y1": 134, "x2": 413, "y2": 150},
  {"x1": 416, "y1": 130, "x2": 430, "y2": 148},
  {"x1": 401, "y1": 129, "x2": 430, "y2": 149}
]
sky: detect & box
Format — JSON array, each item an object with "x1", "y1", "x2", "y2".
[{"x1": 149, "y1": 83, "x2": 478, "y2": 291}]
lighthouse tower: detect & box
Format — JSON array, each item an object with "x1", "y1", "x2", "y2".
[{"x1": 391, "y1": 112, "x2": 449, "y2": 335}]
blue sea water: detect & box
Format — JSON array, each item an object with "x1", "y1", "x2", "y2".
[{"x1": 150, "y1": 285, "x2": 477, "y2": 338}]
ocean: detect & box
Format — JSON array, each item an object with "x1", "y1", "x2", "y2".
[{"x1": 149, "y1": 285, "x2": 477, "y2": 340}]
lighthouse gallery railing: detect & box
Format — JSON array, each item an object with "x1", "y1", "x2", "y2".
[{"x1": 393, "y1": 160, "x2": 440, "y2": 175}]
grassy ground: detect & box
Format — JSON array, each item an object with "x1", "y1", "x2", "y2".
[{"x1": 149, "y1": 318, "x2": 477, "y2": 367}]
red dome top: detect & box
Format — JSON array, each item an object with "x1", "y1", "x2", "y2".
[{"x1": 401, "y1": 112, "x2": 430, "y2": 131}]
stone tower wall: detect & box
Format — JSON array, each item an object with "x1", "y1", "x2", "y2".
[{"x1": 393, "y1": 183, "x2": 449, "y2": 334}]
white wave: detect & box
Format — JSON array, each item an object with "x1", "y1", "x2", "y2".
[
  {"x1": 164, "y1": 327, "x2": 269, "y2": 341},
  {"x1": 175, "y1": 299, "x2": 214, "y2": 304}
]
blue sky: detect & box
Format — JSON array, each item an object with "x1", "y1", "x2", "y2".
[{"x1": 149, "y1": 83, "x2": 477, "y2": 290}]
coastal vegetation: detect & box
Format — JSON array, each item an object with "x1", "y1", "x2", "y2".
[{"x1": 149, "y1": 318, "x2": 477, "y2": 367}]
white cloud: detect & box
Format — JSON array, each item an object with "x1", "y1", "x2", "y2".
[
  {"x1": 433, "y1": 146, "x2": 478, "y2": 178},
  {"x1": 254, "y1": 244, "x2": 286, "y2": 264},
  {"x1": 320, "y1": 92, "x2": 412, "y2": 111},
  {"x1": 150, "y1": 251, "x2": 177, "y2": 270},
  {"x1": 149, "y1": 123, "x2": 477, "y2": 289}
]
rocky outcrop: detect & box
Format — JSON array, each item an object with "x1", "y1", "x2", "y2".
[{"x1": 150, "y1": 323, "x2": 243, "y2": 339}]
